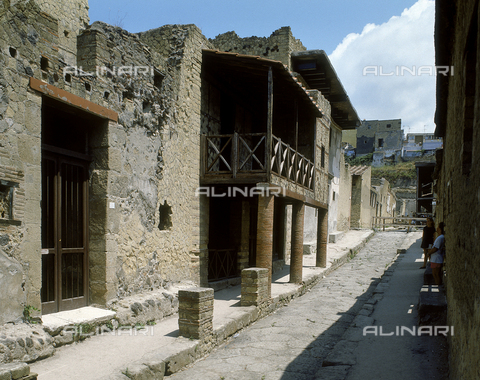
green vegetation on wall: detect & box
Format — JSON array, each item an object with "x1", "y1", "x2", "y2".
[
  {"x1": 371, "y1": 161, "x2": 417, "y2": 183},
  {"x1": 345, "y1": 153, "x2": 373, "y2": 166},
  {"x1": 345, "y1": 153, "x2": 417, "y2": 184}
]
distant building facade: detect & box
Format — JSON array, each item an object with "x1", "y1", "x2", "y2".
[{"x1": 356, "y1": 119, "x2": 403, "y2": 157}]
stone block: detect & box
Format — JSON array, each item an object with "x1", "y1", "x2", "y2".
[
  {"x1": 328, "y1": 231, "x2": 345, "y2": 243},
  {"x1": 0, "y1": 250, "x2": 25, "y2": 325},
  {"x1": 241, "y1": 268, "x2": 269, "y2": 306},
  {"x1": 303, "y1": 243, "x2": 316, "y2": 255},
  {"x1": 178, "y1": 288, "x2": 214, "y2": 339},
  {"x1": 0, "y1": 363, "x2": 30, "y2": 380},
  {"x1": 418, "y1": 285, "x2": 447, "y2": 324}
]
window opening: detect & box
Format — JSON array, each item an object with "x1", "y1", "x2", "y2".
[{"x1": 159, "y1": 201, "x2": 172, "y2": 230}]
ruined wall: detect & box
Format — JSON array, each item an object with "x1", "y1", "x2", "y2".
[
  {"x1": 372, "y1": 178, "x2": 396, "y2": 218},
  {"x1": 312, "y1": 91, "x2": 331, "y2": 207},
  {"x1": 100, "y1": 23, "x2": 213, "y2": 298},
  {"x1": 435, "y1": 1, "x2": 480, "y2": 378},
  {"x1": 0, "y1": 0, "x2": 213, "y2": 322},
  {"x1": 35, "y1": 0, "x2": 89, "y2": 65},
  {"x1": 350, "y1": 167, "x2": 372, "y2": 228},
  {"x1": 0, "y1": 1, "x2": 50, "y2": 317},
  {"x1": 337, "y1": 155, "x2": 351, "y2": 231},
  {"x1": 210, "y1": 27, "x2": 306, "y2": 69},
  {"x1": 328, "y1": 123, "x2": 343, "y2": 233}
]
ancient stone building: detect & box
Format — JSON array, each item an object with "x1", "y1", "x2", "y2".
[
  {"x1": 199, "y1": 34, "x2": 359, "y2": 288},
  {"x1": 435, "y1": 0, "x2": 480, "y2": 378},
  {"x1": 0, "y1": 0, "x2": 361, "y2": 327},
  {"x1": 371, "y1": 177, "x2": 396, "y2": 220},
  {"x1": 347, "y1": 166, "x2": 396, "y2": 229},
  {"x1": 0, "y1": 0, "x2": 213, "y2": 322},
  {"x1": 349, "y1": 166, "x2": 372, "y2": 228}
]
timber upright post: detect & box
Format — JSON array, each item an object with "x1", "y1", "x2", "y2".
[
  {"x1": 256, "y1": 187, "x2": 274, "y2": 298},
  {"x1": 290, "y1": 201, "x2": 305, "y2": 283},
  {"x1": 266, "y1": 66, "x2": 273, "y2": 180},
  {"x1": 316, "y1": 208, "x2": 328, "y2": 268}
]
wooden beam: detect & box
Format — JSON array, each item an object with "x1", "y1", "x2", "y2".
[{"x1": 29, "y1": 77, "x2": 118, "y2": 122}]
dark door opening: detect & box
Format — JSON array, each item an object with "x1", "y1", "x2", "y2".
[
  {"x1": 208, "y1": 195, "x2": 238, "y2": 281},
  {"x1": 40, "y1": 97, "x2": 99, "y2": 314},
  {"x1": 41, "y1": 152, "x2": 89, "y2": 314}
]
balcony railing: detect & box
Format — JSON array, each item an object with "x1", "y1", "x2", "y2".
[
  {"x1": 271, "y1": 135, "x2": 314, "y2": 189},
  {"x1": 201, "y1": 132, "x2": 314, "y2": 190}
]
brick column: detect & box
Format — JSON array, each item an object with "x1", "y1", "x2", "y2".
[
  {"x1": 237, "y1": 200, "x2": 251, "y2": 273},
  {"x1": 241, "y1": 268, "x2": 269, "y2": 306},
  {"x1": 290, "y1": 201, "x2": 305, "y2": 283},
  {"x1": 316, "y1": 208, "x2": 328, "y2": 268},
  {"x1": 178, "y1": 287, "x2": 214, "y2": 340},
  {"x1": 256, "y1": 194, "x2": 274, "y2": 297}
]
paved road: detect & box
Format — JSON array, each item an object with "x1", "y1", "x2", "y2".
[{"x1": 166, "y1": 231, "x2": 447, "y2": 380}]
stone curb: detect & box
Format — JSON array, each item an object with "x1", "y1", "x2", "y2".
[{"x1": 112, "y1": 231, "x2": 377, "y2": 379}]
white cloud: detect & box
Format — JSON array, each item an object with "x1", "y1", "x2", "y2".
[{"x1": 329, "y1": 0, "x2": 436, "y2": 134}]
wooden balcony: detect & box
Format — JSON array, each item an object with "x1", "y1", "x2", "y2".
[{"x1": 201, "y1": 132, "x2": 314, "y2": 190}]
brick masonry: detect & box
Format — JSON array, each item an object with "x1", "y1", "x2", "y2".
[
  {"x1": 178, "y1": 288, "x2": 214, "y2": 340},
  {"x1": 290, "y1": 201, "x2": 305, "y2": 283},
  {"x1": 256, "y1": 195, "x2": 274, "y2": 297},
  {"x1": 241, "y1": 268, "x2": 269, "y2": 306},
  {"x1": 434, "y1": 1, "x2": 480, "y2": 378}
]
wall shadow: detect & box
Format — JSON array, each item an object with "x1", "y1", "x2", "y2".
[{"x1": 279, "y1": 245, "x2": 412, "y2": 380}]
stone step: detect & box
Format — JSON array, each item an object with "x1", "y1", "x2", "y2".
[
  {"x1": 418, "y1": 284, "x2": 447, "y2": 325},
  {"x1": 0, "y1": 362, "x2": 37, "y2": 380},
  {"x1": 41, "y1": 306, "x2": 116, "y2": 337}
]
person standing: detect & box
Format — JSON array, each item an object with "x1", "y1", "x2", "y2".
[
  {"x1": 420, "y1": 217, "x2": 435, "y2": 269},
  {"x1": 428, "y1": 222, "x2": 445, "y2": 286}
]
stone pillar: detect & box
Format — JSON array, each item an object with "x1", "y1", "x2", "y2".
[
  {"x1": 256, "y1": 194, "x2": 274, "y2": 297},
  {"x1": 290, "y1": 201, "x2": 305, "y2": 283},
  {"x1": 316, "y1": 208, "x2": 328, "y2": 268},
  {"x1": 178, "y1": 287, "x2": 214, "y2": 340},
  {"x1": 241, "y1": 268, "x2": 269, "y2": 306}
]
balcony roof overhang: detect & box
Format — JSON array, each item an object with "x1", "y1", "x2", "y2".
[
  {"x1": 202, "y1": 49, "x2": 324, "y2": 118},
  {"x1": 291, "y1": 50, "x2": 361, "y2": 130}
]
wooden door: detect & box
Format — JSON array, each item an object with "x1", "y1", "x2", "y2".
[{"x1": 41, "y1": 151, "x2": 89, "y2": 314}]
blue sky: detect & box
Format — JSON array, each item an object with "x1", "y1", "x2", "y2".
[{"x1": 88, "y1": 0, "x2": 436, "y2": 134}]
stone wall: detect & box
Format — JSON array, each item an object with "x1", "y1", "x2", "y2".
[
  {"x1": 0, "y1": 1, "x2": 47, "y2": 317},
  {"x1": 356, "y1": 119, "x2": 402, "y2": 156},
  {"x1": 0, "y1": 0, "x2": 213, "y2": 323},
  {"x1": 337, "y1": 155, "x2": 352, "y2": 231},
  {"x1": 36, "y1": 0, "x2": 89, "y2": 65},
  {"x1": 313, "y1": 92, "x2": 331, "y2": 208},
  {"x1": 371, "y1": 178, "x2": 396, "y2": 218},
  {"x1": 435, "y1": 1, "x2": 480, "y2": 378},
  {"x1": 350, "y1": 167, "x2": 372, "y2": 228},
  {"x1": 328, "y1": 123, "x2": 343, "y2": 234},
  {"x1": 210, "y1": 27, "x2": 306, "y2": 69}
]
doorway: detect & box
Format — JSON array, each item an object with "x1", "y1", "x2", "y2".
[
  {"x1": 41, "y1": 151, "x2": 89, "y2": 313},
  {"x1": 40, "y1": 97, "x2": 104, "y2": 314}
]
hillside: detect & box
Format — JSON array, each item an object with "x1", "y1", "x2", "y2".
[{"x1": 371, "y1": 161, "x2": 417, "y2": 186}]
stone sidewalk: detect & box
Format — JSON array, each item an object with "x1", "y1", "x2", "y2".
[
  {"x1": 27, "y1": 229, "x2": 376, "y2": 379},
  {"x1": 162, "y1": 230, "x2": 447, "y2": 380}
]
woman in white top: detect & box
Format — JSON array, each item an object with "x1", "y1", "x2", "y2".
[{"x1": 428, "y1": 222, "x2": 445, "y2": 286}]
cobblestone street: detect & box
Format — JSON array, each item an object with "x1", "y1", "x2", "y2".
[{"x1": 166, "y1": 231, "x2": 448, "y2": 380}]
